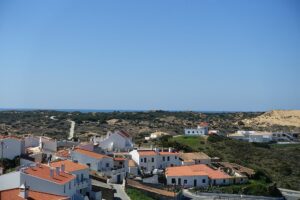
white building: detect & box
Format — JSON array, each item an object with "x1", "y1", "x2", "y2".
[
  {"x1": 24, "y1": 135, "x2": 57, "y2": 152},
  {"x1": 165, "y1": 164, "x2": 233, "y2": 187},
  {"x1": 129, "y1": 148, "x2": 181, "y2": 173},
  {"x1": 0, "y1": 136, "x2": 23, "y2": 160},
  {"x1": 184, "y1": 122, "x2": 209, "y2": 136},
  {"x1": 91, "y1": 130, "x2": 134, "y2": 152},
  {"x1": 145, "y1": 132, "x2": 170, "y2": 140},
  {"x1": 71, "y1": 148, "x2": 126, "y2": 184},
  {"x1": 228, "y1": 131, "x2": 273, "y2": 143},
  {"x1": 50, "y1": 160, "x2": 96, "y2": 199},
  {"x1": 20, "y1": 164, "x2": 77, "y2": 198}
]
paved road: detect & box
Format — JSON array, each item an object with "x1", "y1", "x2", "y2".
[
  {"x1": 279, "y1": 188, "x2": 300, "y2": 200},
  {"x1": 110, "y1": 183, "x2": 131, "y2": 200},
  {"x1": 67, "y1": 120, "x2": 75, "y2": 140}
]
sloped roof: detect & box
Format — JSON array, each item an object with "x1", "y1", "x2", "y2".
[
  {"x1": 0, "y1": 188, "x2": 69, "y2": 200},
  {"x1": 73, "y1": 148, "x2": 110, "y2": 159},
  {"x1": 50, "y1": 160, "x2": 88, "y2": 172}
]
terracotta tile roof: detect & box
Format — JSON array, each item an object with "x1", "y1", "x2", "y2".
[
  {"x1": 0, "y1": 135, "x2": 22, "y2": 140},
  {"x1": 166, "y1": 164, "x2": 231, "y2": 179},
  {"x1": 23, "y1": 164, "x2": 75, "y2": 185},
  {"x1": 128, "y1": 159, "x2": 138, "y2": 167},
  {"x1": 179, "y1": 152, "x2": 211, "y2": 162},
  {"x1": 138, "y1": 150, "x2": 157, "y2": 156},
  {"x1": 138, "y1": 150, "x2": 179, "y2": 156},
  {"x1": 0, "y1": 188, "x2": 69, "y2": 200},
  {"x1": 74, "y1": 148, "x2": 110, "y2": 159},
  {"x1": 199, "y1": 122, "x2": 209, "y2": 127},
  {"x1": 50, "y1": 160, "x2": 88, "y2": 172},
  {"x1": 55, "y1": 150, "x2": 70, "y2": 158},
  {"x1": 117, "y1": 130, "x2": 131, "y2": 138},
  {"x1": 113, "y1": 157, "x2": 126, "y2": 161}
]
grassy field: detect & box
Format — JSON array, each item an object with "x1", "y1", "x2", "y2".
[
  {"x1": 160, "y1": 135, "x2": 300, "y2": 191},
  {"x1": 126, "y1": 188, "x2": 154, "y2": 200}
]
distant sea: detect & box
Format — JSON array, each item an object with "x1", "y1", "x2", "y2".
[{"x1": 0, "y1": 108, "x2": 251, "y2": 113}]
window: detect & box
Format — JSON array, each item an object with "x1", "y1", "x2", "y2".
[
  {"x1": 194, "y1": 179, "x2": 197, "y2": 187},
  {"x1": 175, "y1": 156, "x2": 177, "y2": 159},
  {"x1": 119, "y1": 161, "x2": 122, "y2": 165},
  {"x1": 106, "y1": 163, "x2": 110, "y2": 168},
  {"x1": 202, "y1": 179, "x2": 206, "y2": 183},
  {"x1": 151, "y1": 158, "x2": 154, "y2": 162},
  {"x1": 141, "y1": 158, "x2": 143, "y2": 162},
  {"x1": 163, "y1": 156, "x2": 165, "y2": 161},
  {"x1": 81, "y1": 174, "x2": 84, "y2": 182},
  {"x1": 223, "y1": 179, "x2": 226, "y2": 183},
  {"x1": 178, "y1": 178, "x2": 181, "y2": 185},
  {"x1": 184, "y1": 180, "x2": 187, "y2": 184},
  {"x1": 144, "y1": 158, "x2": 147, "y2": 163},
  {"x1": 167, "y1": 156, "x2": 170, "y2": 161},
  {"x1": 69, "y1": 182, "x2": 71, "y2": 189},
  {"x1": 64, "y1": 185, "x2": 66, "y2": 193},
  {"x1": 192, "y1": 131, "x2": 194, "y2": 133},
  {"x1": 172, "y1": 178, "x2": 176, "y2": 184},
  {"x1": 187, "y1": 131, "x2": 190, "y2": 133}
]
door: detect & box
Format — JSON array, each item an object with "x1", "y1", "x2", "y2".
[
  {"x1": 178, "y1": 178, "x2": 181, "y2": 185},
  {"x1": 117, "y1": 174, "x2": 121, "y2": 184},
  {"x1": 194, "y1": 179, "x2": 197, "y2": 187}
]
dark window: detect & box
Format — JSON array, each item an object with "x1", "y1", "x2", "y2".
[
  {"x1": 144, "y1": 158, "x2": 147, "y2": 163},
  {"x1": 178, "y1": 178, "x2": 181, "y2": 185},
  {"x1": 175, "y1": 156, "x2": 177, "y2": 159},
  {"x1": 69, "y1": 182, "x2": 71, "y2": 189},
  {"x1": 167, "y1": 156, "x2": 170, "y2": 161},
  {"x1": 119, "y1": 161, "x2": 122, "y2": 165},
  {"x1": 194, "y1": 179, "x2": 197, "y2": 187},
  {"x1": 81, "y1": 174, "x2": 84, "y2": 182},
  {"x1": 202, "y1": 179, "x2": 206, "y2": 183},
  {"x1": 141, "y1": 158, "x2": 143, "y2": 162},
  {"x1": 64, "y1": 185, "x2": 66, "y2": 193},
  {"x1": 223, "y1": 179, "x2": 226, "y2": 183},
  {"x1": 184, "y1": 179, "x2": 187, "y2": 184},
  {"x1": 172, "y1": 178, "x2": 176, "y2": 184},
  {"x1": 151, "y1": 158, "x2": 154, "y2": 162},
  {"x1": 163, "y1": 156, "x2": 165, "y2": 161},
  {"x1": 241, "y1": 178, "x2": 243, "y2": 182},
  {"x1": 106, "y1": 163, "x2": 109, "y2": 167}
]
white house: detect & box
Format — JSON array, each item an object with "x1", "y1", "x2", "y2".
[
  {"x1": 165, "y1": 164, "x2": 232, "y2": 187},
  {"x1": 0, "y1": 135, "x2": 23, "y2": 160},
  {"x1": 145, "y1": 132, "x2": 170, "y2": 140},
  {"x1": 70, "y1": 148, "x2": 126, "y2": 184},
  {"x1": 228, "y1": 131, "x2": 273, "y2": 143},
  {"x1": 129, "y1": 148, "x2": 181, "y2": 173},
  {"x1": 20, "y1": 164, "x2": 77, "y2": 198},
  {"x1": 50, "y1": 160, "x2": 96, "y2": 199},
  {"x1": 71, "y1": 148, "x2": 113, "y2": 172},
  {"x1": 91, "y1": 130, "x2": 134, "y2": 152},
  {"x1": 24, "y1": 135, "x2": 57, "y2": 152},
  {"x1": 184, "y1": 122, "x2": 209, "y2": 136}
]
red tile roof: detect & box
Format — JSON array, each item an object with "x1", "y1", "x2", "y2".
[
  {"x1": 138, "y1": 150, "x2": 179, "y2": 156},
  {"x1": 113, "y1": 157, "x2": 126, "y2": 161},
  {"x1": 117, "y1": 130, "x2": 131, "y2": 138},
  {"x1": 55, "y1": 150, "x2": 70, "y2": 158},
  {"x1": 74, "y1": 148, "x2": 110, "y2": 159},
  {"x1": 199, "y1": 122, "x2": 209, "y2": 127},
  {"x1": 50, "y1": 160, "x2": 88, "y2": 172},
  {"x1": 23, "y1": 164, "x2": 75, "y2": 185},
  {"x1": 0, "y1": 135, "x2": 22, "y2": 140},
  {"x1": 0, "y1": 188, "x2": 69, "y2": 200},
  {"x1": 166, "y1": 164, "x2": 231, "y2": 179}
]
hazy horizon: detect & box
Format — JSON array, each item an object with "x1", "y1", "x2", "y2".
[{"x1": 1, "y1": 0, "x2": 299, "y2": 111}]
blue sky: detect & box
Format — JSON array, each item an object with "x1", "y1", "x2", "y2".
[{"x1": 0, "y1": 0, "x2": 299, "y2": 111}]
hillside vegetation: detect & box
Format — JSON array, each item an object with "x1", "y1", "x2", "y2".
[{"x1": 158, "y1": 135, "x2": 300, "y2": 191}]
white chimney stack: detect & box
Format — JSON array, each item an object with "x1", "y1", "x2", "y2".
[
  {"x1": 61, "y1": 164, "x2": 65, "y2": 173},
  {"x1": 19, "y1": 183, "x2": 29, "y2": 199},
  {"x1": 50, "y1": 168, "x2": 54, "y2": 178},
  {"x1": 168, "y1": 147, "x2": 172, "y2": 153},
  {"x1": 56, "y1": 167, "x2": 60, "y2": 176}
]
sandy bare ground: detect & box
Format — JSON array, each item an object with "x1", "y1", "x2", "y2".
[
  {"x1": 67, "y1": 119, "x2": 75, "y2": 139},
  {"x1": 243, "y1": 110, "x2": 300, "y2": 127}
]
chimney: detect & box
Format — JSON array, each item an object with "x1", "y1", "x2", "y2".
[
  {"x1": 56, "y1": 167, "x2": 60, "y2": 176},
  {"x1": 19, "y1": 183, "x2": 29, "y2": 199},
  {"x1": 61, "y1": 164, "x2": 65, "y2": 173},
  {"x1": 168, "y1": 147, "x2": 172, "y2": 153},
  {"x1": 50, "y1": 168, "x2": 54, "y2": 178}
]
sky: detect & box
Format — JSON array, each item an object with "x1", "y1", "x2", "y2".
[{"x1": 0, "y1": 0, "x2": 300, "y2": 111}]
